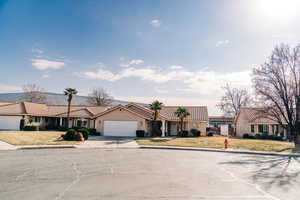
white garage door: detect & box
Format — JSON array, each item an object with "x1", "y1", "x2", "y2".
[
  {"x1": 103, "y1": 121, "x2": 138, "y2": 137},
  {"x1": 0, "y1": 116, "x2": 21, "y2": 130}
]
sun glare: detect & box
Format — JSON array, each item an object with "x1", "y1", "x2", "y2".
[{"x1": 257, "y1": 0, "x2": 300, "y2": 21}]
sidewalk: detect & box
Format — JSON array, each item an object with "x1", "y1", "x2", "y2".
[
  {"x1": 140, "y1": 145, "x2": 300, "y2": 157},
  {"x1": 76, "y1": 138, "x2": 139, "y2": 149},
  {"x1": 0, "y1": 141, "x2": 18, "y2": 150},
  {"x1": 2, "y1": 139, "x2": 300, "y2": 157}
]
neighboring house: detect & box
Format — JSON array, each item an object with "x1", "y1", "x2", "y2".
[
  {"x1": 209, "y1": 116, "x2": 234, "y2": 128},
  {"x1": 0, "y1": 102, "x2": 208, "y2": 137},
  {"x1": 235, "y1": 107, "x2": 287, "y2": 138}
]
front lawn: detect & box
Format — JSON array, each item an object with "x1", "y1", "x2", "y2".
[
  {"x1": 137, "y1": 136, "x2": 296, "y2": 152},
  {"x1": 0, "y1": 131, "x2": 81, "y2": 145}
]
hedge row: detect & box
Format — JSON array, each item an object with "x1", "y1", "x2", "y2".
[
  {"x1": 23, "y1": 125, "x2": 39, "y2": 131},
  {"x1": 243, "y1": 133, "x2": 283, "y2": 141}
]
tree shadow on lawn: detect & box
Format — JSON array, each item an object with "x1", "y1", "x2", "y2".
[{"x1": 220, "y1": 155, "x2": 300, "y2": 190}]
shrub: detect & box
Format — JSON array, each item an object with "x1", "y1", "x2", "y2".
[
  {"x1": 263, "y1": 135, "x2": 283, "y2": 141},
  {"x1": 78, "y1": 128, "x2": 89, "y2": 140},
  {"x1": 190, "y1": 129, "x2": 200, "y2": 137},
  {"x1": 255, "y1": 134, "x2": 262, "y2": 139},
  {"x1": 243, "y1": 133, "x2": 255, "y2": 139},
  {"x1": 58, "y1": 126, "x2": 68, "y2": 131},
  {"x1": 71, "y1": 126, "x2": 82, "y2": 131},
  {"x1": 23, "y1": 125, "x2": 39, "y2": 131},
  {"x1": 136, "y1": 130, "x2": 145, "y2": 137},
  {"x1": 74, "y1": 132, "x2": 85, "y2": 141},
  {"x1": 180, "y1": 131, "x2": 189, "y2": 137},
  {"x1": 45, "y1": 124, "x2": 58, "y2": 130},
  {"x1": 87, "y1": 128, "x2": 97, "y2": 135},
  {"x1": 62, "y1": 129, "x2": 77, "y2": 141},
  {"x1": 207, "y1": 132, "x2": 213, "y2": 137}
]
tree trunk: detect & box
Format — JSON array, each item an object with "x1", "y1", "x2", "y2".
[
  {"x1": 66, "y1": 100, "x2": 71, "y2": 128},
  {"x1": 295, "y1": 97, "x2": 300, "y2": 145},
  {"x1": 154, "y1": 111, "x2": 157, "y2": 121},
  {"x1": 180, "y1": 118, "x2": 183, "y2": 133}
]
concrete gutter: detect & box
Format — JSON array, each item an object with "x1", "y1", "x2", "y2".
[
  {"x1": 18, "y1": 145, "x2": 76, "y2": 150},
  {"x1": 140, "y1": 145, "x2": 300, "y2": 157}
]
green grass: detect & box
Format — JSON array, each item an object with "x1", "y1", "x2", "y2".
[
  {"x1": 0, "y1": 131, "x2": 81, "y2": 145},
  {"x1": 137, "y1": 136, "x2": 296, "y2": 152}
]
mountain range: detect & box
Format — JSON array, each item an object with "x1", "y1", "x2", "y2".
[{"x1": 0, "y1": 92, "x2": 146, "y2": 106}]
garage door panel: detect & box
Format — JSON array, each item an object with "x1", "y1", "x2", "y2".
[
  {"x1": 104, "y1": 121, "x2": 137, "y2": 137},
  {"x1": 0, "y1": 116, "x2": 21, "y2": 130}
]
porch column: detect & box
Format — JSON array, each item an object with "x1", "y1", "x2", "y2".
[
  {"x1": 59, "y1": 118, "x2": 62, "y2": 126},
  {"x1": 162, "y1": 120, "x2": 166, "y2": 137}
]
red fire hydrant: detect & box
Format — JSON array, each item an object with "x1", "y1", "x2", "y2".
[{"x1": 224, "y1": 139, "x2": 228, "y2": 149}]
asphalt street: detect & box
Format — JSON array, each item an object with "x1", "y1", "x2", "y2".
[{"x1": 0, "y1": 148, "x2": 299, "y2": 200}]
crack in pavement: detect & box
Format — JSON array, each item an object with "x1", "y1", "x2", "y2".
[
  {"x1": 221, "y1": 167, "x2": 280, "y2": 200},
  {"x1": 54, "y1": 161, "x2": 81, "y2": 200},
  {"x1": 15, "y1": 169, "x2": 33, "y2": 182}
]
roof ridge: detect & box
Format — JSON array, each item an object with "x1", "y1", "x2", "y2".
[
  {"x1": 0, "y1": 102, "x2": 20, "y2": 108},
  {"x1": 54, "y1": 107, "x2": 89, "y2": 116},
  {"x1": 163, "y1": 106, "x2": 207, "y2": 108}
]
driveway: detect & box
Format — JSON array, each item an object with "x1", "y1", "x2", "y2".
[
  {"x1": 77, "y1": 136, "x2": 139, "y2": 149},
  {"x1": 1, "y1": 148, "x2": 300, "y2": 200},
  {"x1": 0, "y1": 141, "x2": 17, "y2": 150}
]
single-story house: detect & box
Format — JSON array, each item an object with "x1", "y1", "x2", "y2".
[
  {"x1": 235, "y1": 107, "x2": 287, "y2": 138},
  {"x1": 0, "y1": 102, "x2": 208, "y2": 137},
  {"x1": 209, "y1": 116, "x2": 234, "y2": 128}
]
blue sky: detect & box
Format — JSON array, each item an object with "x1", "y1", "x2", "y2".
[{"x1": 0, "y1": 0, "x2": 300, "y2": 115}]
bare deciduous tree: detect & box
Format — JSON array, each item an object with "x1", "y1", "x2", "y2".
[
  {"x1": 87, "y1": 88, "x2": 113, "y2": 106},
  {"x1": 217, "y1": 83, "x2": 252, "y2": 117},
  {"x1": 252, "y1": 43, "x2": 300, "y2": 144},
  {"x1": 22, "y1": 83, "x2": 46, "y2": 103}
]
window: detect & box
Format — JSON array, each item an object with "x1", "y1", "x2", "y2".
[
  {"x1": 77, "y1": 120, "x2": 82, "y2": 127},
  {"x1": 35, "y1": 117, "x2": 41, "y2": 123},
  {"x1": 83, "y1": 121, "x2": 87, "y2": 127},
  {"x1": 263, "y1": 125, "x2": 269, "y2": 133},
  {"x1": 250, "y1": 125, "x2": 255, "y2": 133},
  {"x1": 258, "y1": 125, "x2": 263, "y2": 133}
]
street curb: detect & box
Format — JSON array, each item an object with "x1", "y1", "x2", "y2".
[
  {"x1": 18, "y1": 145, "x2": 76, "y2": 150},
  {"x1": 140, "y1": 145, "x2": 300, "y2": 157}
]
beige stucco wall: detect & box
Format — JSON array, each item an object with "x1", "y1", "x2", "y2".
[
  {"x1": 168, "y1": 121, "x2": 207, "y2": 136},
  {"x1": 188, "y1": 121, "x2": 207, "y2": 136},
  {"x1": 236, "y1": 112, "x2": 287, "y2": 138},
  {"x1": 94, "y1": 108, "x2": 146, "y2": 134},
  {"x1": 236, "y1": 117, "x2": 250, "y2": 137}
]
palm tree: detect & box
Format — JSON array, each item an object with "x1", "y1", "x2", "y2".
[
  {"x1": 174, "y1": 107, "x2": 190, "y2": 135},
  {"x1": 64, "y1": 88, "x2": 78, "y2": 128},
  {"x1": 149, "y1": 100, "x2": 163, "y2": 120}
]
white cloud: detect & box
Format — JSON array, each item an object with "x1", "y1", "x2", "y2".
[
  {"x1": 150, "y1": 19, "x2": 162, "y2": 28},
  {"x1": 216, "y1": 40, "x2": 229, "y2": 47},
  {"x1": 82, "y1": 65, "x2": 251, "y2": 96},
  {"x1": 32, "y1": 48, "x2": 44, "y2": 54},
  {"x1": 42, "y1": 74, "x2": 50, "y2": 79},
  {"x1": 155, "y1": 88, "x2": 169, "y2": 94},
  {"x1": 120, "y1": 59, "x2": 144, "y2": 67},
  {"x1": 169, "y1": 65, "x2": 183, "y2": 70},
  {"x1": 0, "y1": 84, "x2": 22, "y2": 93},
  {"x1": 31, "y1": 59, "x2": 65, "y2": 70}
]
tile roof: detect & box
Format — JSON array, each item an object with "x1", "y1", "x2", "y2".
[
  {"x1": 126, "y1": 104, "x2": 155, "y2": 119},
  {"x1": 209, "y1": 116, "x2": 234, "y2": 122},
  {"x1": 54, "y1": 108, "x2": 94, "y2": 118},
  {"x1": 160, "y1": 106, "x2": 208, "y2": 121},
  {"x1": 0, "y1": 101, "x2": 208, "y2": 121},
  {"x1": 237, "y1": 107, "x2": 285, "y2": 124},
  {"x1": 0, "y1": 102, "x2": 26, "y2": 116}
]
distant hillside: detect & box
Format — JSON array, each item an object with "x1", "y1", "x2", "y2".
[{"x1": 0, "y1": 92, "x2": 146, "y2": 106}]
